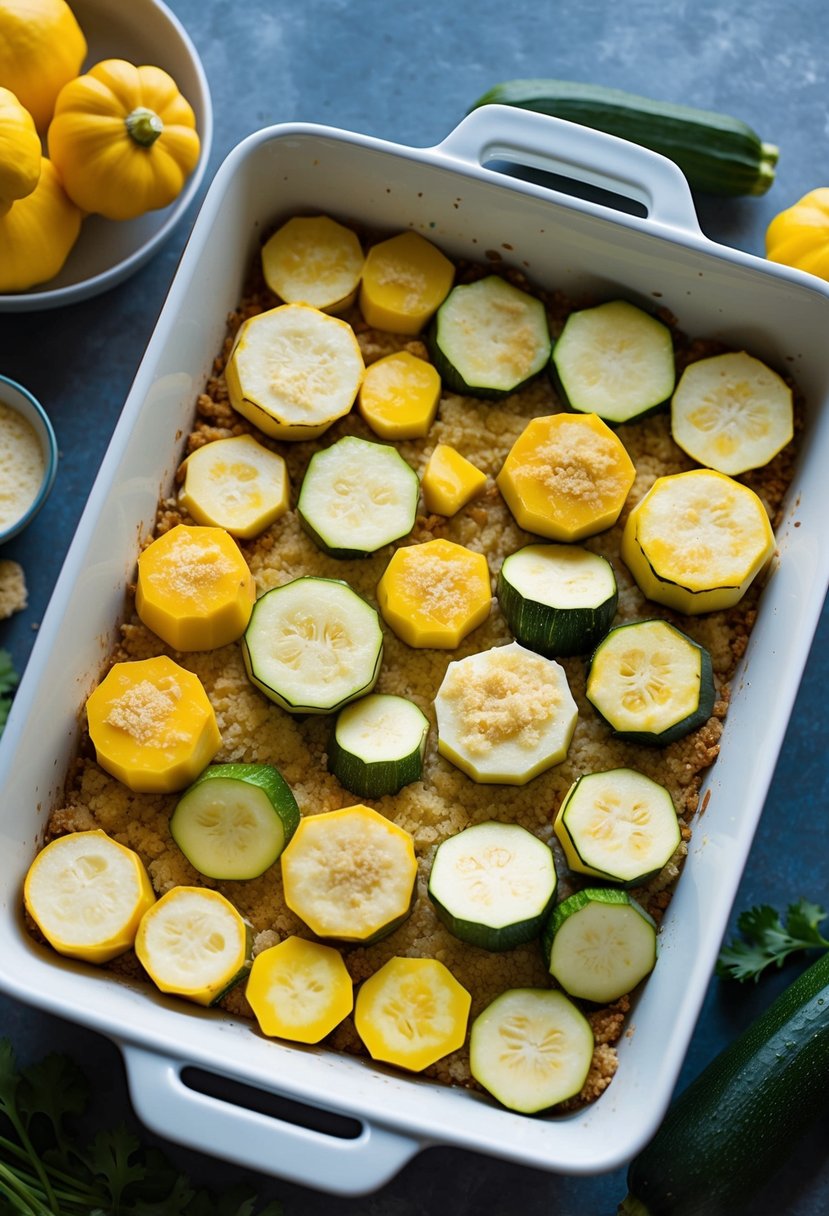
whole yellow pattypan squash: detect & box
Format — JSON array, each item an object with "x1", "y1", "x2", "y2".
[
  {"x1": 765, "y1": 188, "x2": 829, "y2": 281},
  {"x1": 0, "y1": 158, "x2": 82, "y2": 292},
  {"x1": 0, "y1": 0, "x2": 87, "y2": 132},
  {"x1": 0, "y1": 87, "x2": 41, "y2": 214},
  {"x1": 48, "y1": 58, "x2": 201, "y2": 221}
]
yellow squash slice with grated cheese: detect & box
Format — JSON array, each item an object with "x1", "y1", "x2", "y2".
[
  {"x1": 280, "y1": 804, "x2": 417, "y2": 943},
  {"x1": 85, "y1": 655, "x2": 222, "y2": 793},
  {"x1": 135, "y1": 523, "x2": 255, "y2": 651},
  {"x1": 376, "y1": 537, "x2": 492, "y2": 648}
]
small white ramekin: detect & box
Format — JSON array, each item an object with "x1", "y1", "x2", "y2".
[{"x1": 0, "y1": 375, "x2": 59, "y2": 543}]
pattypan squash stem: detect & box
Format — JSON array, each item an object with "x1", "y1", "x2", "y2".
[{"x1": 124, "y1": 107, "x2": 163, "y2": 147}]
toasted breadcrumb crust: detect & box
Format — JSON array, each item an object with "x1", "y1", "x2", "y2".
[
  {"x1": 0, "y1": 559, "x2": 27, "y2": 620},
  {"x1": 39, "y1": 250, "x2": 800, "y2": 1112}
]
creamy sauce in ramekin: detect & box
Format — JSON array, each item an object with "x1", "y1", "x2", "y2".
[{"x1": 0, "y1": 400, "x2": 45, "y2": 531}]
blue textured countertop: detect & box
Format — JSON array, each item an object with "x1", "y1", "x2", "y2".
[{"x1": 1, "y1": 1, "x2": 828, "y2": 1212}]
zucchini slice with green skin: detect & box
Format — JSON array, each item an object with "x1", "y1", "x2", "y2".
[
  {"x1": 621, "y1": 952, "x2": 829, "y2": 1216},
  {"x1": 551, "y1": 300, "x2": 676, "y2": 425},
  {"x1": 470, "y1": 79, "x2": 778, "y2": 197},
  {"x1": 554, "y1": 768, "x2": 680, "y2": 886},
  {"x1": 497, "y1": 543, "x2": 618, "y2": 657},
  {"x1": 469, "y1": 987, "x2": 594, "y2": 1113},
  {"x1": 297, "y1": 435, "x2": 419, "y2": 558},
  {"x1": 542, "y1": 887, "x2": 657, "y2": 1004},
  {"x1": 428, "y1": 821, "x2": 557, "y2": 951},
  {"x1": 242, "y1": 576, "x2": 383, "y2": 715},
  {"x1": 586, "y1": 618, "x2": 715, "y2": 746},
  {"x1": 170, "y1": 763, "x2": 300, "y2": 880},
  {"x1": 328, "y1": 693, "x2": 429, "y2": 799},
  {"x1": 428, "y1": 275, "x2": 551, "y2": 399}
]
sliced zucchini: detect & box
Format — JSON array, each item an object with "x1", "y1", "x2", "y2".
[
  {"x1": 170, "y1": 763, "x2": 300, "y2": 881},
  {"x1": 586, "y1": 618, "x2": 715, "y2": 746},
  {"x1": 670, "y1": 350, "x2": 794, "y2": 475},
  {"x1": 23, "y1": 830, "x2": 155, "y2": 965},
  {"x1": 135, "y1": 886, "x2": 251, "y2": 1007},
  {"x1": 280, "y1": 804, "x2": 417, "y2": 943},
  {"x1": 242, "y1": 576, "x2": 383, "y2": 715},
  {"x1": 260, "y1": 214, "x2": 365, "y2": 313},
  {"x1": 554, "y1": 768, "x2": 680, "y2": 886},
  {"x1": 469, "y1": 988, "x2": 594, "y2": 1113},
  {"x1": 225, "y1": 303, "x2": 364, "y2": 441},
  {"x1": 245, "y1": 936, "x2": 354, "y2": 1043},
  {"x1": 542, "y1": 887, "x2": 657, "y2": 1004},
  {"x1": 497, "y1": 543, "x2": 618, "y2": 657},
  {"x1": 354, "y1": 956, "x2": 471, "y2": 1072},
  {"x1": 434, "y1": 641, "x2": 578, "y2": 784},
  {"x1": 552, "y1": 299, "x2": 675, "y2": 424},
  {"x1": 429, "y1": 275, "x2": 552, "y2": 399},
  {"x1": 297, "y1": 434, "x2": 418, "y2": 558},
  {"x1": 621, "y1": 468, "x2": 776, "y2": 615},
  {"x1": 428, "y1": 821, "x2": 557, "y2": 951},
  {"x1": 328, "y1": 693, "x2": 429, "y2": 799}
]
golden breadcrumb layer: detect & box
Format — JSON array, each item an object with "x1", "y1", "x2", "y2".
[{"x1": 40, "y1": 254, "x2": 799, "y2": 1108}]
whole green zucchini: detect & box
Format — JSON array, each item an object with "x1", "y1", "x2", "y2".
[
  {"x1": 470, "y1": 79, "x2": 778, "y2": 197},
  {"x1": 619, "y1": 951, "x2": 829, "y2": 1216}
]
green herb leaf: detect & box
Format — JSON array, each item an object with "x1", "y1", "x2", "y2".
[
  {"x1": 0, "y1": 1039, "x2": 285, "y2": 1215},
  {"x1": 716, "y1": 898, "x2": 829, "y2": 982},
  {"x1": 0, "y1": 649, "x2": 19, "y2": 733}
]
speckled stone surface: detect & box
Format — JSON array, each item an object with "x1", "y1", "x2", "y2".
[{"x1": 1, "y1": 1, "x2": 828, "y2": 1212}]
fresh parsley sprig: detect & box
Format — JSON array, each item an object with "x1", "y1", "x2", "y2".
[
  {"x1": 0, "y1": 1039, "x2": 284, "y2": 1215},
  {"x1": 0, "y1": 649, "x2": 18, "y2": 734},
  {"x1": 716, "y1": 899, "x2": 829, "y2": 982}
]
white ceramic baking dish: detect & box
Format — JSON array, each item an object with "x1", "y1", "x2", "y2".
[{"x1": 2, "y1": 106, "x2": 829, "y2": 1195}]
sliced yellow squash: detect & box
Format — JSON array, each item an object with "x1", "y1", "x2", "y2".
[
  {"x1": 497, "y1": 412, "x2": 636, "y2": 542},
  {"x1": 261, "y1": 215, "x2": 365, "y2": 313},
  {"x1": 85, "y1": 656, "x2": 222, "y2": 794},
  {"x1": 24, "y1": 830, "x2": 155, "y2": 964},
  {"x1": 621, "y1": 468, "x2": 775, "y2": 614},
  {"x1": 670, "y1": 351, "x2": 794, "y2": 475},
  {"x1": 421, "y1": 443, "x2": 488, "y2": 516},
  {"x1": 376, "y1": 538, "x2": 491, "y2": 648},
  {"x1": 359, "y1": 232, "x2": 454, "y2": 334},
  {"x1": 357, "y1": 350, "x2": 441, "y2": 439},
  {"x1": 136, "y1": 524, "x2": 255, "y2": 652},
  {"x1": 135, "y1": 885, "x2": 250, "y2": 1006},
  {"x1": 280, "y1": 804, "x2": 417, "y2": 943},
  {"x1": 354, "y1": 956, "x2": 471, "y2": 1072},
  {"x1": 225, "y1": 303, "x2": 364, "y2": 440},
  {"x1": 179, "y1": 434, "x2": 290, "y2": 539},
  {"x1": 246, "y1": 936, "x2": 354, "y2": 1043}
]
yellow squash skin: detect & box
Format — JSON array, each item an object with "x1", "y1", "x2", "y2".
[
  {"x1": 0, "y1": 158, "x2": 82, "y2": 292},
  {"x1": 48, "y1": 58, "x2": 201, "y2": 221},
  {"x1": 0, "y1": 87, "x2": 41, "y2": 213},
  {"x1": 0, "y1": 0, "x2": 87, "y2": 132},
  {"x1": 765, "y1": 188, "x2": 829, "y2": 280}
]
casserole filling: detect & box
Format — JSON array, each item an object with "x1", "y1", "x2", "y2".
[{"x1": 29, "y1": 223, "x2": 799, "y2": 1115}]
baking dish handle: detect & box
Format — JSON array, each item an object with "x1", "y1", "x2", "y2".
[
  {"x1": 121, "y1": 1044, "x2": 425, "y2": 1194},
  {"x1": 435, "y1": 104, "x2": 702, "y2": 235}
]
